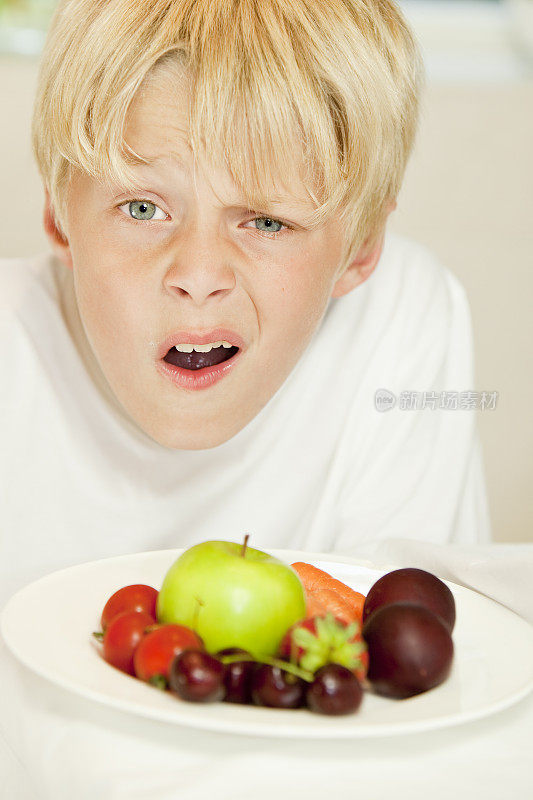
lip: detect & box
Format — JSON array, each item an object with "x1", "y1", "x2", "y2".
[
  {"x1": 157, "y1": 328, "x2": 246, "y2": 361},
  {"x1": 156, "y1": 328, "x2": 245, "y2": 391},
  {"x1": 156, "y1": 349, "x2": 242, "y2": 391}
]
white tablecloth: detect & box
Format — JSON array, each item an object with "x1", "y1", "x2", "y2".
[{"x1": 2, "y1": 540, "x2": 533, "y2": 800}]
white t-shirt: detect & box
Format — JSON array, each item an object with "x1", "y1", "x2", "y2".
[{"x1": 0, "y1": 232, "x2": 491, "y2": 608}]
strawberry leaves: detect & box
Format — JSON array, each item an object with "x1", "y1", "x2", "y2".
[{"x1": 290, "y1": 613, "x2": 367, "y2": 674}]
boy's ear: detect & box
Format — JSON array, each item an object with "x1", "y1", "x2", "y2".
[
  {"x1": 331, "y1": 200, "x2": 396, "y2": 298},
  {"x1": 43, "y1": 189, "x2": 73, "y2": 269}
]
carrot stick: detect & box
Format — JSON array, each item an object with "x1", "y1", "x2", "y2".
[{"x1": 291, "y1": 561, "x2": 366, "y2": 624}]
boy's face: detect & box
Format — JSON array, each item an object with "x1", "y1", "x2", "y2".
[{"x1": 59, "y1": 72, "x2": 368, "y2": 449}]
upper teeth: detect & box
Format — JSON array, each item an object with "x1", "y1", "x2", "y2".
[{"x1": 174, "y1": 341, "x2": 234, "y2": 353}]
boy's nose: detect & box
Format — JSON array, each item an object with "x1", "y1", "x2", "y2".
[{"x1": 163, "y1": 233, "x2": 237, "y2": 306}]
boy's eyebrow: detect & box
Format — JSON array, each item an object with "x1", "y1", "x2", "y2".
[
  {"x1": 125, "y1": 151, "x2": 187, "y2": 169},
  {"x1": 123, "y1": 152, "x2": 319, "y2": 217}
]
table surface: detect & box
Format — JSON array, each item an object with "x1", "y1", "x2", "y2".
[{"x1": 2, "y1": 651, "x2": 532, "y2": 800}]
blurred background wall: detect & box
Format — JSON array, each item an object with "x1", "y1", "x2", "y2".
[{"x1": 0, "y1": 0, "x2": 532, "y2": 542}]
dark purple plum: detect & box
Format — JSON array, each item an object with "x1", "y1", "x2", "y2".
[
  {"x1": 306, "y1": 664, "x2": 363, "y2": 715},
  {"x1": 363, "y1": 568, "x2": 456, "y2": 632},
  {"x1": 250, "y1": 663, "x2": 305, "y2": 709},
  {"x1": 363, "y1": 603, "x2": 454, "y2": 699},
  {"x1": 168, "y1": 649, "x2": 226, "y2": 702}
]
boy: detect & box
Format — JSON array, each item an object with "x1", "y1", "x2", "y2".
[
  {"x1": 0, "y1": 0, "x2": 490, "y2": 607},
  {"x1": 0, "y1": 0, "x2": 492, "y2": 792}
]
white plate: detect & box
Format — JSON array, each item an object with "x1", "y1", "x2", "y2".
[{"x1": 2, "y1": 548, "x2": 533, "y2": 739}]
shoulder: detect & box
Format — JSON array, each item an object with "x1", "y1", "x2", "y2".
[
  {"x1": 371, "y1": 234, "x2": 475, "y2": 380},
  {"x1": 378, "y1": 232, "x2": 468, "y2": 316},
  {"x1": 355, "y1": 232, "x2": 471, "y2": 344},
  {"x1": 0, "y1": 252, "x2": 61, "y2": 318},
  {"x1": 321, "y1": 232, "x2": 474, "y2": 385},
  {"x1": 384, "y1": 232, "x2": 470, "y2": 313}
]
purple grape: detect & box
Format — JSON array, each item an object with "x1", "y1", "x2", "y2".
[
  {"x1": 250, "y1": 663, "x2": 305, "y2": 709},
  {"x1": 306, "y1": 664, "x2": 363, "y2": 715},
  {"x1": 168, "y1": 649, "x2": 226, "y2": 702}
]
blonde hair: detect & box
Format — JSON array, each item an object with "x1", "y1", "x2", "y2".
[{"x1": 32, "y1": 0, "x2": 423, "y2": 263}]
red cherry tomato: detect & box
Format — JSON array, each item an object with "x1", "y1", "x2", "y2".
[
  {"x1": 102, "y1": 611, "x2": 155, "y2": 675},
  {"x1": 101, "y1": 584, "x2": 158, "y2": 630},
  {"x1": 134, "y1": 624, "x2": 204, "y2": 687}
]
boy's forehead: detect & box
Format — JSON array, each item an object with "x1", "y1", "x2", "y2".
[
  {"x1": 124, "y1": 71, "x2": 317, "y2": 215},
  {"x1": 124, "y1": 76, "x2": 193, "y2": 168}
]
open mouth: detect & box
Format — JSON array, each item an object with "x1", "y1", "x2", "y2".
[{"x1": 163, "y1": 344, "x2": 240, "y2": 371}]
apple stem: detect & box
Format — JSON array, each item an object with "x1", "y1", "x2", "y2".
[{"x1": 241, "y1": 533, "x2": 250, "y2": 558}]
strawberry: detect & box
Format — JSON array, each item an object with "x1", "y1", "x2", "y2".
[{"x1": 279, "y1": 613, "x2": 368, "y2": 682}]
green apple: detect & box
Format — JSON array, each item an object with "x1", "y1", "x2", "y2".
[{"x1": 156, "y1": 539, "x2": 306, "y2": 657}]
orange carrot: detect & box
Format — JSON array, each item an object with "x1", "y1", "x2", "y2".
[
  {"x1": 308, "y1": 587, "x2": 355, "y2": 625},
  {"x1": 291, "y1": 562, "x2": 325, "y2": 593},
  {"x1": 291, "y1": 562, "x2": 366, "y2": 625},
  {"x1": 322, "y1": 576, "x2": 366, "y2": 622}
]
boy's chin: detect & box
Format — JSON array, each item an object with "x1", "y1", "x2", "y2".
[{"x1": 132, "y1": 413, "x2": 248, "y2": 451}]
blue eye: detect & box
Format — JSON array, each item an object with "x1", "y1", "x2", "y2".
[
  {"x1": 119, "y1": 200, "x2": 167, "y2": 221},
  {"x1": 254, "y1": 217, "x2": 284, "y2": 234},
  {"x1": 248, "y1": 216, "x2": 292, "y2": 239}
]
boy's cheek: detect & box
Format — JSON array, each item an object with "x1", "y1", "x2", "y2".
[
  {"x1": 72, "y1": 265, "x2": 150, "y2": 373},
  {"x1": 273, "y1": 269, "x2": 335, "y2": 335}
]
